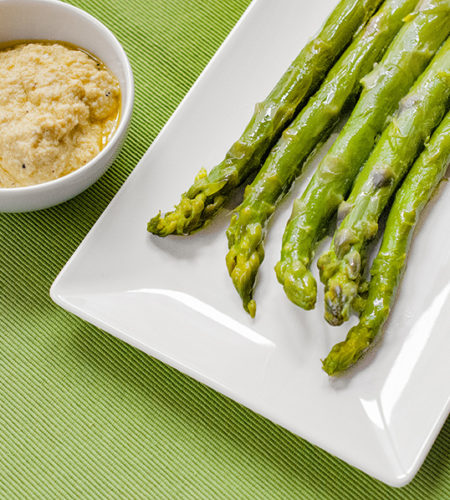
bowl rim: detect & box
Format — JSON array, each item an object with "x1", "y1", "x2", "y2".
[{"x1": 0, "y1": 0, "x2": 135, "y2": 194}]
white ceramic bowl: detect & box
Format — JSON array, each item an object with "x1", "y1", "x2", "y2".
[{"x1": 0, "y1": 0, "x2": 134, "y2": 212}]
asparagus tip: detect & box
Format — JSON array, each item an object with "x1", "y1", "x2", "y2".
[
  {"x1": 147, "y1": 193, "x2": 209, "y2": 236},
  {"x1": 246, "y1": 299, "x2": 256, "y2": 318},
  {"x1": 282, "y1": 265, "x2": 317, "y2": 310},
  {"x1": 322, "y1": 325, "x2": 372, "y2": 375},
  {"x1": 226, "y1": 216, "x2": 264, "y2": 316},
  {"x1": 323, "y1": 268, "x2": 359, "y2": 325},
  {"x1": 147, "y1": 212, "x2": 162, "y2": 234}
]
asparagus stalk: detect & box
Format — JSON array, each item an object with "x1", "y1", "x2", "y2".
[
  {"x1": 323, "y1": 112, "x2": 450, "y2": 375},
  {"x1": 226, "y1": 0, "x2": 417, "y2": 317},
  {"x1": 276, "y1": 0, "x2": 450, "y2": 310},
  {"x1": 319, "y1": 37, "x2": 450, "y2": 326},
  {"x1": 147, "y1": 0, "x2": 384, "y2": 236}
]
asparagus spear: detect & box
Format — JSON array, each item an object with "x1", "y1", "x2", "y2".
[
  {"x1": 322, "y1": 112, "x2": 450, "y2": 375},
  {"x1": 226, "y1": 0, "x2": 417, "y2": 317},
  {"x1": 276, "y1": 0, "x2": 450, "y2": 310},
  {"x1": 147, "y1": 0, "x2": 384, "y2": 236},
  {"x1": 318, "y1": 38, "x2": 450, "y2": 326}
]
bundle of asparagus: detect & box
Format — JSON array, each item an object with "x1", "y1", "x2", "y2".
[
  {"x1": 148, "y1": 0, "x2": 450, "y2": 375},
  {"x1": 323, "y1": 112, "x2": 450, "y2": 375},
  {"x1": 227, "y1": 0, "x2": 417, "y2": 317},
  {"x1": 276, "y1": 0, "x2": 450, "y2": 311},
  {"x1": 318, "y1": 37, "x2": 450, "y2": 326},
  {"x1": 148, "y1": 0, "x2": 383, "y2": 236}
]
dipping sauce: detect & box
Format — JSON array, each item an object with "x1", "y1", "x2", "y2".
[{"x1": 0, "y1": 41, "x2": 120, "y2": 188}]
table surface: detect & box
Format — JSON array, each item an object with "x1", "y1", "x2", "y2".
[{"x1": 0, "y1": 0, "x2": 448, "y2": 498}]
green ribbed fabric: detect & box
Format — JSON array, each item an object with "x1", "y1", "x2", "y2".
[{"x1": 0, "y1": 0, "x2": 448, "y2": 498}]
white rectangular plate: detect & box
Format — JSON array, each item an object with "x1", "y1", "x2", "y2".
[{"x1": 51, "y1": 0, "x2": 450, "y2": 487}]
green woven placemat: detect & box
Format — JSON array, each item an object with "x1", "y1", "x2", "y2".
[{"x1": 0, "y1": 0, "x2": 448, "y2": 498}]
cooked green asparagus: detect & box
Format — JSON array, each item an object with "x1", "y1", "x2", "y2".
[
  {"x1": 226, "y1": 0, "x2": 417, "y2": 317},
  {"x1": 318, "y1": 38, "x2": 450, "y2": 326},
  {"x1": 322, "y1": 112, "x2": 450, "y2": 375},
  {"x1": 276, "y1": 0, "x2": 450, "y2": 311},
  {"x1": 147, "y1": 0, "x2": 384, "y2": 236}
]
